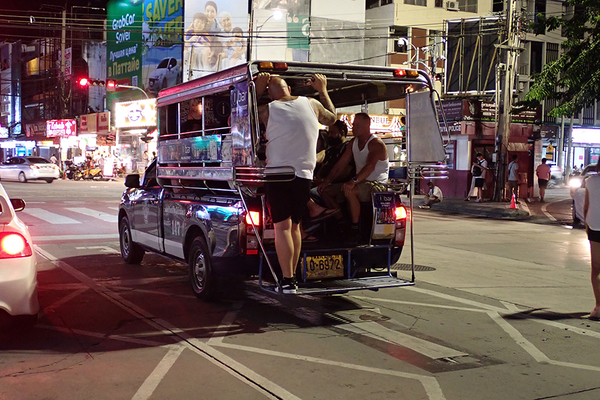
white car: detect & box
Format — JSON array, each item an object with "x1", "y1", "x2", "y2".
[
  {"x1": 147, "y1": 57, "x2": 180, "y2": 94},
  {"x1": 0, "y1": 183, "x2": 38, "y2": 326},
  {"x1": 571, "y1": 164, "x2": 598, "y2": 226},
  {"x1": 0, "y1": 156, "x2": 60, "y2": 183}
]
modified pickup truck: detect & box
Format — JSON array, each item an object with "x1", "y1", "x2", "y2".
[{"x1": 118, "y1": 61, "x2": 445, "y2": 300}]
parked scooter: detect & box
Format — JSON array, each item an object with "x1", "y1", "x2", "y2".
[
  {"x1": 65, "y1": 161, "x2": 84, "y2": 180},
  {"x1": 83, "y1": 166, "x2": 104, "y2": 180}
]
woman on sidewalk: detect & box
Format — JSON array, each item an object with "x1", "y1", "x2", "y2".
[{"x1": 584, "y1": 163, "x2": 600, "y2": 320}]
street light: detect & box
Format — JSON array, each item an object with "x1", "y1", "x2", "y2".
[
  {"x1": 397, "y1": 38, "x2": 418, "y2": 64},
  {"x1": 249, "y1": 9, "x2": 285, "y2": 60},
  {"x1": 106, "y1": 80, "x2": 150, "y2": 99}
]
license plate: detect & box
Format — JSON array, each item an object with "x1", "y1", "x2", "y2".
[{"x1": 305, "y1": 254, "x2": 344, "y2": 280}]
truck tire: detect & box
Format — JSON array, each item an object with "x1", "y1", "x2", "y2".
[
  {"x1": 119, "y1": 217, "x2": 145, "y2": 264},
  {"x1": 188, "y1": 236, "x2": 214, "y2": 300}
]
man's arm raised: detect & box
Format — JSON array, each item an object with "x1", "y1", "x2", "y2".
[{"x1": 309, "y1": 74, "x2": 336, "y2": 126}]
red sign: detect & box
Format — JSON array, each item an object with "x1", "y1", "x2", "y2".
[{"x1": 46, "y1": 119, "x2": 77, "y2": 138}]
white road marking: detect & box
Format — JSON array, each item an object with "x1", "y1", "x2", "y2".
[
  {"x1": 44, "y1": 287, "x2": 88, "y2": 312},
  {"x1": 487, "y1": 311, "x2": 550, "y2": 363},
  {"x1": 108, "y1": 206, "x2": 119, "y2": 211},
  {"x1": 210, "y1": 341, "x2": 446, "y2": 400},
  {"x1": 36, "y1": 324, "x2": 166, "y2": 347},
  {"x1": 541, "y1": 202, "x2": 557, "y2": 221},
  {"x1": 22, "y1": 208, "x2": 80, "y2": 224},
  {"x1": 352, "y1": 295, "x2": 487, "y2": 313},
  {"x1": 34, "y1": 246, "x2": 297, "y2": 400},
  {"x1": 330, "y1": 318, "x2": 467, "y2": 359},
  {"x1": 207, "y1": 305, "x2": 244, "y2": 346},
  {"x1": 33, "y1": 234, "x2": 118, "y2": 241},
  {"x1": 131, "y1": 345, "x2": 186, "y2": 400},
  {"x1": 75, "y1": 246, "x2": 120, "y2": 254},
  {"x1": 69, "y1": 207, "x2": 118, "y2": 223}
]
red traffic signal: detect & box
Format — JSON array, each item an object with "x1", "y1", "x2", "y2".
[
  {"x1": 106, "y1": 79, "x2": 117, "y2": 92},
  {"x1": 77, "y1": 77, "x2": 89, "y2": 86}
]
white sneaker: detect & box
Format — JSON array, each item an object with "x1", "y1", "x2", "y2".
[{"x1": 276, "y1": 279, "x2": 298, "y2": 294}]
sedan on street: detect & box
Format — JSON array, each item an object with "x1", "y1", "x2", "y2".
[
  {"x1": 0, "y1": 183, "x2": 39, "y2": 326},
  {"x1": 0, "y1": 156, "x2": 60, "y2": 183}
]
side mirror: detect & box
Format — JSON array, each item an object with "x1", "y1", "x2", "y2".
[
  {"x1": 10, "y1": 198, "x2": 26, "y2": 212},
  {"x1": 124, "y1": 174, "x2": 141, "y2": 188}
]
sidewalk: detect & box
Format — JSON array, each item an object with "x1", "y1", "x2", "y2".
[{"x1": 410, "y1": 195, "x2": 531, "y2": 220}]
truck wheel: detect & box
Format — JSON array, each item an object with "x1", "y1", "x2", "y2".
[
  {"x1": 189, "y1": 236, "x2": 214, "y2": 300},
  {"x1": 119, "y1": 217, "x2": 145, "y2": 264},
  {"x1": 18, "y1": 172, "x2": 27, "y2": 183}
]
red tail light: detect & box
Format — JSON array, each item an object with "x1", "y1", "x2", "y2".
[
  {"x1": 245, "y1": 211, "x2": 261, "y2": 226},
  {"x1": 0, "y1": 232, "x2": 32, "y2": 258},
  {"x1": 395, "y1": 205, "x2": 407, "y2": 220},
  {"x1": 29, "y1": 165, "x2": 40, "y2": 170}
]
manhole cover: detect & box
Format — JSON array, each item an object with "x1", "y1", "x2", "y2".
[{"x1": 392, "y1": 264, "x2": 436, "y2": 272}]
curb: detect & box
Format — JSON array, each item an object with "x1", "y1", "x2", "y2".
[{"x1": 429, "y1": 201, "x2": 531, "y2": 221}]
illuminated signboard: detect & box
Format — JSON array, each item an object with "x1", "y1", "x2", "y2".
[
  {"x1": 114, "y1": 98, "x2": 156, "y2": 128},
  {"x1": 46, "y1": 119, "x2": 77, "y2": 138}
]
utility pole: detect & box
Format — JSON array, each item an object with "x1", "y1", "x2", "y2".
[
  {"x1": 494, "y1": 0, "x2": 521, "y2": 201},
  {"x1": 60, "y1": 9, "x2": 67, "y2": 118}
]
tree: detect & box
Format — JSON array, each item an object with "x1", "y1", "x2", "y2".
[{"x1": 526, "y1": 1, "x2": 600, "y2": 117}]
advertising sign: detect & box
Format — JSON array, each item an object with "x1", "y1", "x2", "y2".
[
  {"x1": 98, "y1": 112, "x2": 111, "y2": 134},
  {"x1": 106, "y1": 0, "x2": 144, "y2": 107},
  {"x1": 80, "y1": 113, "x2": 98, "y2": 134},
  {"x1": 141, "y1": 0, "x2": 183, "y2": 96},
  {"x1": 183, "y1": 0, "x2": 249, "y2": 81},
  {"x1": 46, "y1": 119, "x2": 77, "y2": 138},
  {"x1": 114, "y1": 98, "x2": 157, "y2": 128},
  {"x1": 338, "y1": 113, "x2": 404, "y2": 137}
]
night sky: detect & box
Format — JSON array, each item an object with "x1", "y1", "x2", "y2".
[{"x1": 0, "y1": 1, "x2": 111, "y2": 43}]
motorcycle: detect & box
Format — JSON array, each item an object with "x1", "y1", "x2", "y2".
[
  {"x1": 83, "y1": 166, "x2": 104, "y2": 180},
  {"x1": 65, "y1": 161, "x2": 84, "y2": 180}
]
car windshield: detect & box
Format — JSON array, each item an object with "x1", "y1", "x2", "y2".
[
  {"x1": 157, "y1": 59, "x2": 169, "y2": 68},
  {"x1": 26, "y1": 157, "x2": 50, "y2": 163}
]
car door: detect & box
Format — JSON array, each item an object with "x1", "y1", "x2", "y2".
[
  {"x1": 3, "y1": 158, "x2": 20, "y2": 180},
  {"x1": 167, "y1": 58, "x2": 178, "y2": 86},
  {"x1": 130, "y1": 160, "x2": 162, "y2": 251}
]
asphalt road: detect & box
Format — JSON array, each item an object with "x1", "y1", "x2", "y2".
[{"x1": 1, "y1": 180, "x2": 598, "y2": 400}]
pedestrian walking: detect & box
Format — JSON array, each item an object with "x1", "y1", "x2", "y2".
[
  {"x1": 536, "y1": 158, "x2": 551, "y2": 202},
  {"x1": 584, "y1": 163, "x2": 600, "y2": 320},
  {"x1": 507, "y1": 154, "x2": 519, "y2": 200}
]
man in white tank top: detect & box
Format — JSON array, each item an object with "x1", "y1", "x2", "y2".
[
  {"x1": 317, "y1": 113, "x2": 389, "y2": 240},
  {"x1": 255, "y1": 72, "x2": 336, "y2": 293}
]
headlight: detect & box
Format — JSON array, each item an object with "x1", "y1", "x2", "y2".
[{"x1": 569, "y1": 178, "x2": 582, "y2": 188}]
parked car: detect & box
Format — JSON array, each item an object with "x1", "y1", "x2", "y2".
[
  {"x1": 0, "y1": 183, "x2": 38, "y2": 326},
  {"x1": 0, "y1": 156, "x2": 60, "y2": 183},
  {"x1": 548, "y1": 163, "x2": 563, "y2": 181},
  {"x1": 147, "y1": 57, "x2": 180, "y2": 94},
  {"x1": 571, "y1": 164, "x2": 598, "y2": 226}
]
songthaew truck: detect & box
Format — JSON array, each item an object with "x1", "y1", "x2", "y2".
[{"x1": 118, "y1": 61, "x2": 446, "y2": 300}]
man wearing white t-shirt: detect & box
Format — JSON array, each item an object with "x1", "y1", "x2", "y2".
[{"x1": 420, "y1": 181, "x2": 443, "y2": 209}]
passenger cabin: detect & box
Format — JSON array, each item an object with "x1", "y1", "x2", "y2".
[{"x1": 155, "y1": 61, "x2": 432, "y2": 191}]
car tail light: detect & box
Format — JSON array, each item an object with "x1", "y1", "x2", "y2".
[
  {"x1": 0, "y1": 232, "x2": 32, "y2": 258},
  {"x1": 29, "y1": 165, "x2": 40, "y2": 170},
  {"x1": 395, "y1": 205, "x2": 407, "y2": 220},
  {"x1": 245, "y1": 211, "x2": 261, "y2": 226},
  {"x1": 243, "y1": 211, "x2": 261, "y2": 255},
  {"x1": 394, "y1": 205, "x2": 407, "y2": 247}
]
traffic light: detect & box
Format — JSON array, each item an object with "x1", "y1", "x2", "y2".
[
  {"x1": 76, "y1": 78, "x2": 107, "y2": 87},
  {"x1": 106, "y1": 79, "x2": 117, "y2": 92}
]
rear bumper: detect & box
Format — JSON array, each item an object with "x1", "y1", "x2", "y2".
[
  {"x1": 28, "y1": 170, "x2": 59, "y2": 180},
  {"x1": 0, "y1": 256, "x2": 39, "y2": 316}
]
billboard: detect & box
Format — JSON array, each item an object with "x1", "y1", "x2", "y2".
[
  {"x1": 183, "y1": 0, "x2": 249, "y2": 81},
  {"x1": 106, "y1": 0, "x2": 144, "y2": 107},
  {"x1": 141, "y1": 0, "x2": 183, "y2": 96},
  {"x1": 46, "y1": 119, "x2": 77, "y2": 138},
  {"x1": 114, "y1": 99, "x2": 157, "y2": 128}
]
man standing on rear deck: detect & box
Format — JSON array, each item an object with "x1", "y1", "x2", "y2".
[{"x1": 255, "y1": 72, "x2": 336, "y2": 293}]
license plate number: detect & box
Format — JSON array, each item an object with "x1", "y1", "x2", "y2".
[{"x1": 305, "y1": 255, "x2": 344, "y2": 280}]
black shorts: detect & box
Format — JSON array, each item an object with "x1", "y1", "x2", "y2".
[
  {"x1": 475, "y1": 178, "x2": 484, "y2": 188},
  {"x1": 538, "y1": 179, "x2": 549, "y2": 189},
  {"x1": 587, "y1": 226, "x2": 600, "y2": 243},
  {"x1": 266, "y1": 177, "x2": 311, "y2": 224}
]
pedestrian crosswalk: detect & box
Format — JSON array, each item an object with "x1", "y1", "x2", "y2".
[{"x1": 20, "y1": 204, "x2": 119, "y2": 225}]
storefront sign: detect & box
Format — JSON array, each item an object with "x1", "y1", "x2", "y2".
[
  {"x1": 98, "y1": 112, "x2": 110, "y2": 134},
  {"x1": 46, "y1": 119, "x2": 77, "y2": 138},
  {"x1": 114, "y1": 98, "x2": 156, "y2": 128},
  {"x1": 25, "y1": 121, "x2": 47, "y2": 138},
  {"x1": 338, "y1": 113, "x2": 404, "y2": 136},
  {"x1": 80, "y1": 113, "x2": 98, "y2": 134}
]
